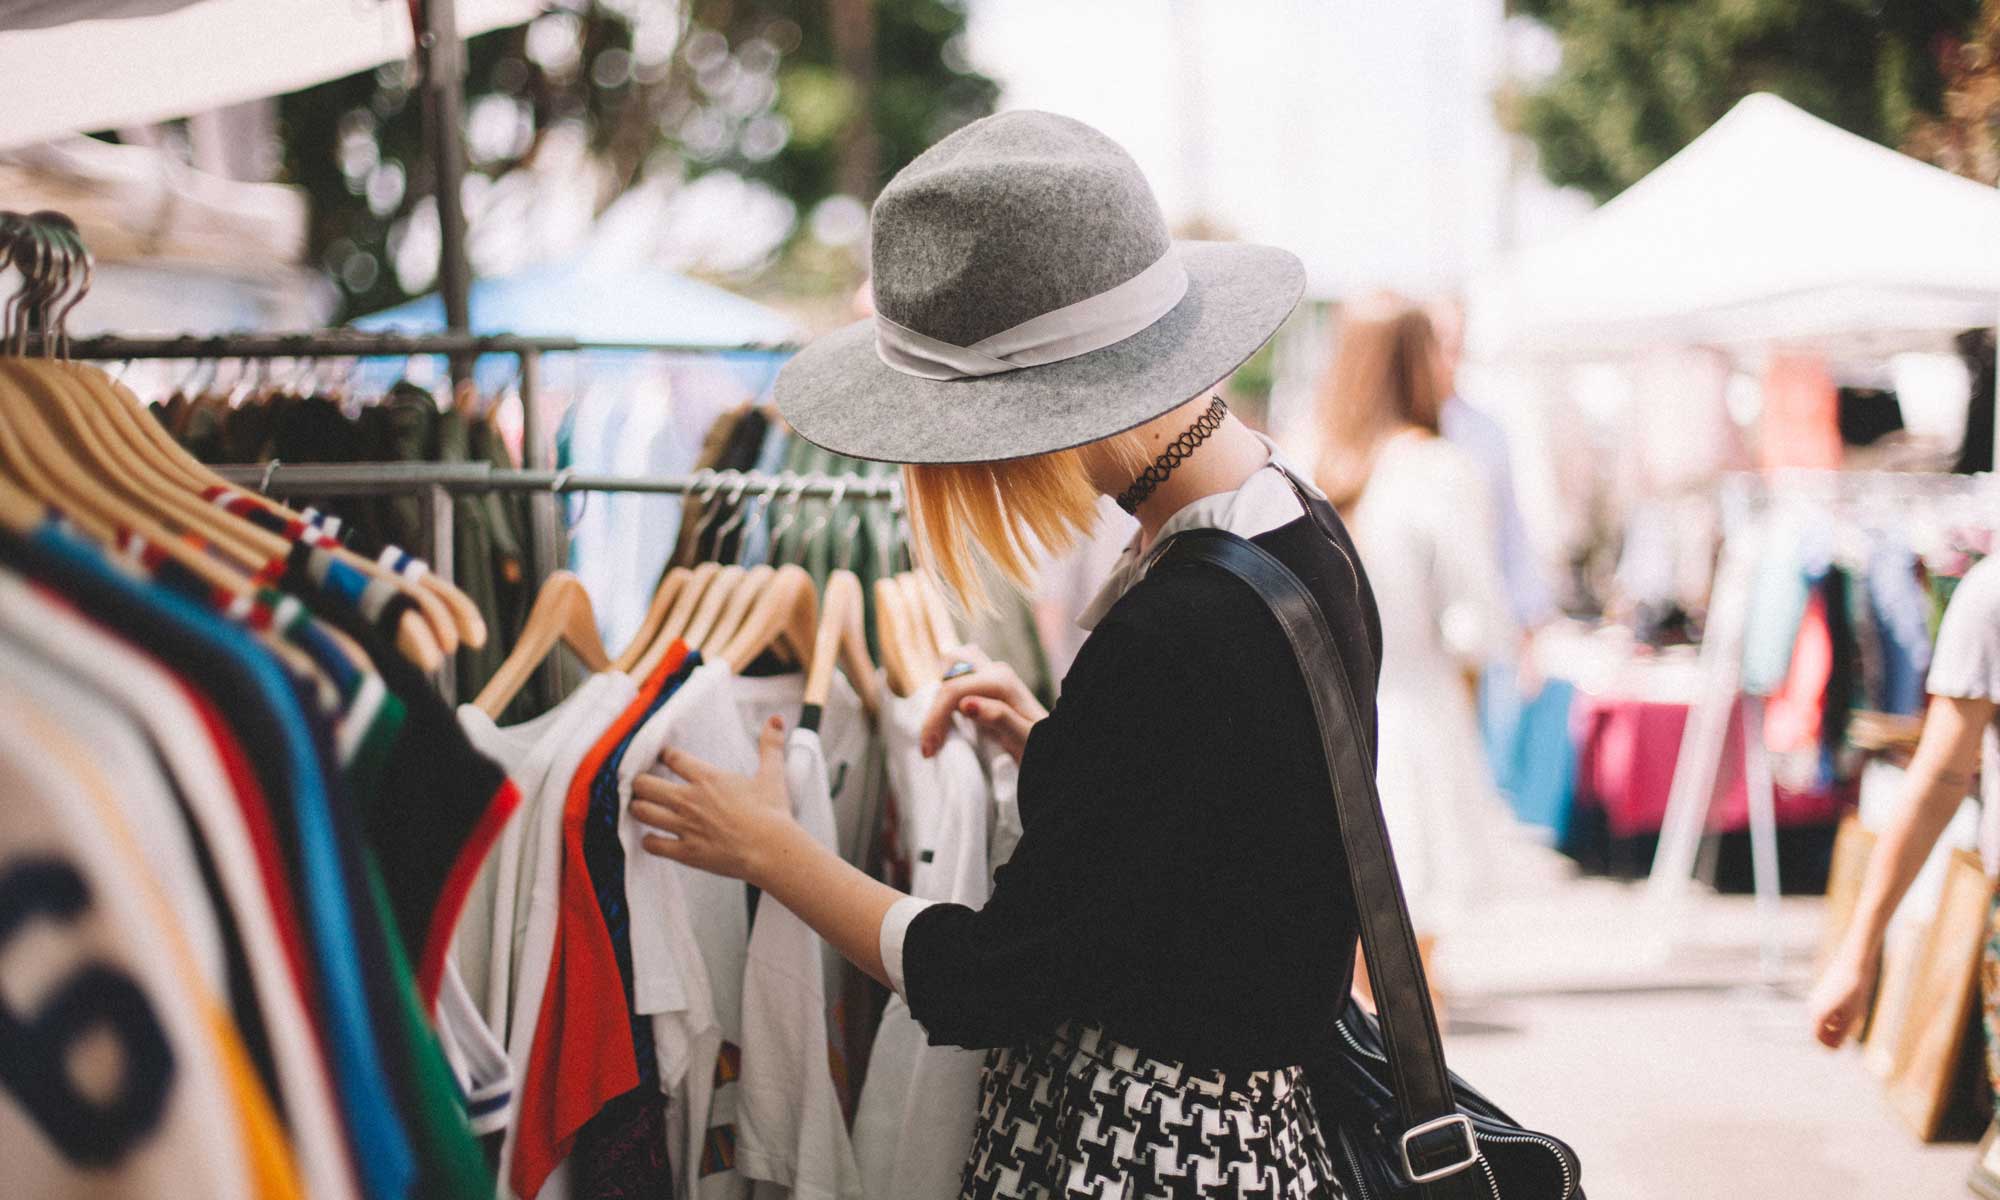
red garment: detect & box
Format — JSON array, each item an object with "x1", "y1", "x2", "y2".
[
  {"x1": 511, "y1": 647, "x2": 687, "y2": 1200},
  {"x1": 1568, "y1": 693, "x2": 1846, "y2": 838},
  {"x1": 190, "y1": 687, "x2": 320, "y2": 1019},
  {"x1": 424, "y1": 776, "x2": 520, "y2": 1006},
  {"x1": 1758, "y1": 353, "x2": 1842, "y2": 471}
]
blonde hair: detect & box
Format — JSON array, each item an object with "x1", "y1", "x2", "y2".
[
  {"x1": 1313, "y1": 292, "x2": 1447, "y2": 511},
  {"x1": 905, "y1": 432, "x2": 1148, "y2": 611}
]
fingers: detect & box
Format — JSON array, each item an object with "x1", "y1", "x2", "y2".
[
  {"x1": 943, "y1": 644, "x2": 992, "y2": 667},
  {"x1": 629, "y1": 798, "x2": 690, "y2": 836},
  {"x1": 1814, "y1": 1008, "x2": 1853, "y2": 1049},
  {"x1": 631, "y1": 774, "x2": 696, "y2": 810},
  {"x1": 754, "y1": 715, "x2": 787, "y2": 784},
  {"x1": 658, "y1": 745, "x2": 719, "y2": 782},
  {"x1": 641, "y1": 833, "x2": 692, "y2": 862},
  {"x1": 958, "y1": 696, "x2": 1033, "y2": 752},
  {"x1": 920, "y1": 668, "x2": 1022, "y2": 756}
]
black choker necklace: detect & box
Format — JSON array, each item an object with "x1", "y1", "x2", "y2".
[{"x1": 1115, "y1": 396, "x2": 1228, "y2": 514}]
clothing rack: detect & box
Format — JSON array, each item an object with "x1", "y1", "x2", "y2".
[
  {"x1": 208, "y1": 464, "x2": 899, "y2": 704},
  {"x1": 1646, "y1": 468, "x2": 2000, "y2": 985},
  {"x1": 38, "y1": 328, "x2": 841, "y2": 704},
  {"x1": 42, "y1": 327, "x2": 806, "y2": 591}
]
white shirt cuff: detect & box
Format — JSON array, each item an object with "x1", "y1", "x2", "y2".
[{"x1": 878, "y1": 895, "x2": 936, "y2": 999}]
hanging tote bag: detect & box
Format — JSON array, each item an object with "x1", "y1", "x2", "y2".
[{"x1": 1160, "y1": 526, "x2": 1583, "y2": 1200}]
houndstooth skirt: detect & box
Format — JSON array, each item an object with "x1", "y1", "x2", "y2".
[{"x1": 958, "y1": 1023, "x2": 1347, "y2": 1200}]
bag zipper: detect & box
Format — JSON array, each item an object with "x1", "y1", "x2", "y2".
[
  {"x1": 1337, "y1": 1126, "x2": 1376, "y2": 1200},
  {"x1": 1471, "y1": 1130, "x2": 1577, "y2": 1200},
  {"x1": 1334, "y1": 1019, "x2": 1578, "y2": 1200}
]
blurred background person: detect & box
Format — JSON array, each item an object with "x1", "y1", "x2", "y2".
[
  {"x1": 1810, "y1": 550, "x2": 2000, "y2": 1191},
  {"x1": 1314, "y1": 293, "x2": 1520, "y2": 986},
  {"x1": 1428, "y1": 295, "x2": 1558, "y2": 641}
]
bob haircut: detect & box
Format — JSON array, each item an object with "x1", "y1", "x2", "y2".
[{"x1": 905, "y1": 431, "x2": 1150, "y2": 612}]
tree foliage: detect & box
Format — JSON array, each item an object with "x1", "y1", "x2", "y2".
[
  {"x1": 1511, "y1": 0, "x2": 1981, "y2": 201},
  {"x1": 278, "y1": 0, "x2": 996, "y2": 320}
]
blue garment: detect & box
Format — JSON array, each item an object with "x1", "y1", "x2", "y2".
[
  {"x1": 1441, "y1": 394, "x2": 1556, "y2": 628},
  {"x1": 1510, "y1": 678, "x2": 1579, "y2": 840},
  {"x1": 584, "y1": 651, "x2": 699, "y2": 1085},
  {"x1": 1741, "y1": 516, "x2": 1830, "y2": 697},
  {"x1": 6, "y1": 524, "x2": 417, "y2": 1200},
  {"x1": 1480, "y1": 664, "x2": 1577, "y2": 840},
  {"x1": 1867, "y1": 537, "x2": 1934, "y2": 715}
]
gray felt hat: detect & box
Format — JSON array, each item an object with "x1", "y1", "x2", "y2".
[{"x1": 774, "y1": 110, "x2": 1305, "y2": 465}]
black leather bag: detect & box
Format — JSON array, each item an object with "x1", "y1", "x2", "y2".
[{"x1": 1160, "y1": 526, "x2": 1583, "y2": 1200}]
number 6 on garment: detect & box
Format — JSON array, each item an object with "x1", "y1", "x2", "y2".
[{"x1": 0, "y1": 856, "x2": 172, "y2": 1166}]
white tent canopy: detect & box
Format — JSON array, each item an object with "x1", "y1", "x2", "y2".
[
  {"x1": 0, "y1": 0, "x2": 539, "y2": 151},
  {"x1": 1470, "y1": 93, "x2": 2000, "y2": 360}
]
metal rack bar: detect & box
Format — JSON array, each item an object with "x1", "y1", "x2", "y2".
[
  {"x1": 209, "y1": 463, "x2": 900, "y2": 500},
  {"x1": 41, "y1": 333, "x2": 802, "y2": 360},
  {"x1": 45, "y1": 332, "x2": 579, "y2": 359}
]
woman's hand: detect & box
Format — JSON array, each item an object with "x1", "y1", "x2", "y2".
[
  {"x1": 921, "y1": 645, "x2": 1048, "y2": 762},
  {"x1": 1806, "y1": 944, "x2": 1880, "y2": 1049},
  {"x1": 631, "y1": 716, "x2": 800, "y2": 886}
]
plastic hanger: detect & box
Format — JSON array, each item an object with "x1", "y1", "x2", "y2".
[
  {"x1": 473, "y1": 570, "x2": 609, "y2": 716},
  {"x1": 682, "y1": 565, "x2": 747, "y2": 650},
  {"x1": 615, "y1": 565, "x2": 690, "y2": 672},
  {"x1": 804, "y1": 568, "x2": 882, "y2": 719},
  {"x1": 721, "y1": 563, "x2": 817, "y2": 673}
]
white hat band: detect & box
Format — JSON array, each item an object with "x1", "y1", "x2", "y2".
[{"x1": 874, "y1": 249, "x2": 1189, "y2": 381}]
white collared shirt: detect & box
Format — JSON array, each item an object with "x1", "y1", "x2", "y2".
[{"x1": 1076, "y1": 432, "x2": 1323, "y2": 630}]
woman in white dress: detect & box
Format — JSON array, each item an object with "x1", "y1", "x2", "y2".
[{"x1": 1314, "y1": 294, "x2": 1518, "y2": 948}]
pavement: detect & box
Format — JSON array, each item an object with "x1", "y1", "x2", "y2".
[{"x1": 1429, "y1": 866, "x2": 1977, "y2": 1199}]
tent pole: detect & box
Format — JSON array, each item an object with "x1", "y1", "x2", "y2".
[{"x1": 416, "y1": 0, "x2": 473, "y2": 389}]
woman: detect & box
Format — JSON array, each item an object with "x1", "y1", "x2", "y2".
[
  {"x1": 628, "y1": 111, "x2": 1379, "y2": 1198},
  {"x1": 1313, "y1": 296, "x2": 1518, "y2": 948},
  {"x1": 1811, "y1": 552, "x2": 2000, "y2": 1193}
]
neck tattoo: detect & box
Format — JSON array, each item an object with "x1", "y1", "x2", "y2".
[{"x1": 1116, "y1": 395, "x2": 1229, "y2": 515}]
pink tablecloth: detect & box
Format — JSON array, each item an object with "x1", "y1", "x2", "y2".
[{"x1": 1569, "y1": 692, "x2": 1847, "y2": 839}]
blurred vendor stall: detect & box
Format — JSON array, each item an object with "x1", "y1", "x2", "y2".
[{"x1": 1465, "y1": 93, "x2": 2000, "y2": 986}]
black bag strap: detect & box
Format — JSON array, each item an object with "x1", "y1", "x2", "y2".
[{"x1": 1159, "y1": 517, "x2": 1479, "y2": 1192}]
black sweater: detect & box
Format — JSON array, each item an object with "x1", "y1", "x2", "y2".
[{"x1": 902, "y1": 493, "x2": 1382, "y2": 1071}]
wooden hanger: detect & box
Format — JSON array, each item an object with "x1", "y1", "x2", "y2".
[
  {"x1": 872, "y1": 575, "x2": 919, "y2": 698},
  {"x1": 0, "y1": 363, "x2": 271, "y2": 605},
  {"x1": 804, "y1": 568, "x2": 882, "y2": 719},
  {"x1": 125, "y1": 361, "x2": 473, "y2": 655},
  {"x1": 682, "y1": 565, "x2": 746, "y2": 651},
  {"x1": 614, "y1": 565, "x2": 690, "y2": 673},
  {"x1": 79, "y1": 362, "x2": 464, "y2": 664},
  {"x1": 720, "y1": 564, "x2": 817, "y2": 674},
  {"x1": 706, "y1": 563, "x2": 773, "y2": 655},
  {"x1": 473, "y1": 569, "x2": 609, "y2": 716},
  {"x1": 634, "y1": 561, "x2": 720, "y2": 680},
  {"x1": 914, "y1": 569, "x2": 959, "y2": 662},
  {"x1": 8, "y1": 361, "x2": 275, "y2": 567},
  {"x1": 0, "y1": 461, "x2": 48, "y2": 533},
  {"x1": 894, "y1": 572, "x2": 942, "y2": 681}
]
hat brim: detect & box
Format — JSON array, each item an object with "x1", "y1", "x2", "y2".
[{"x1": 774, "y1": 240, "x2": 1305, "y2": 465}]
